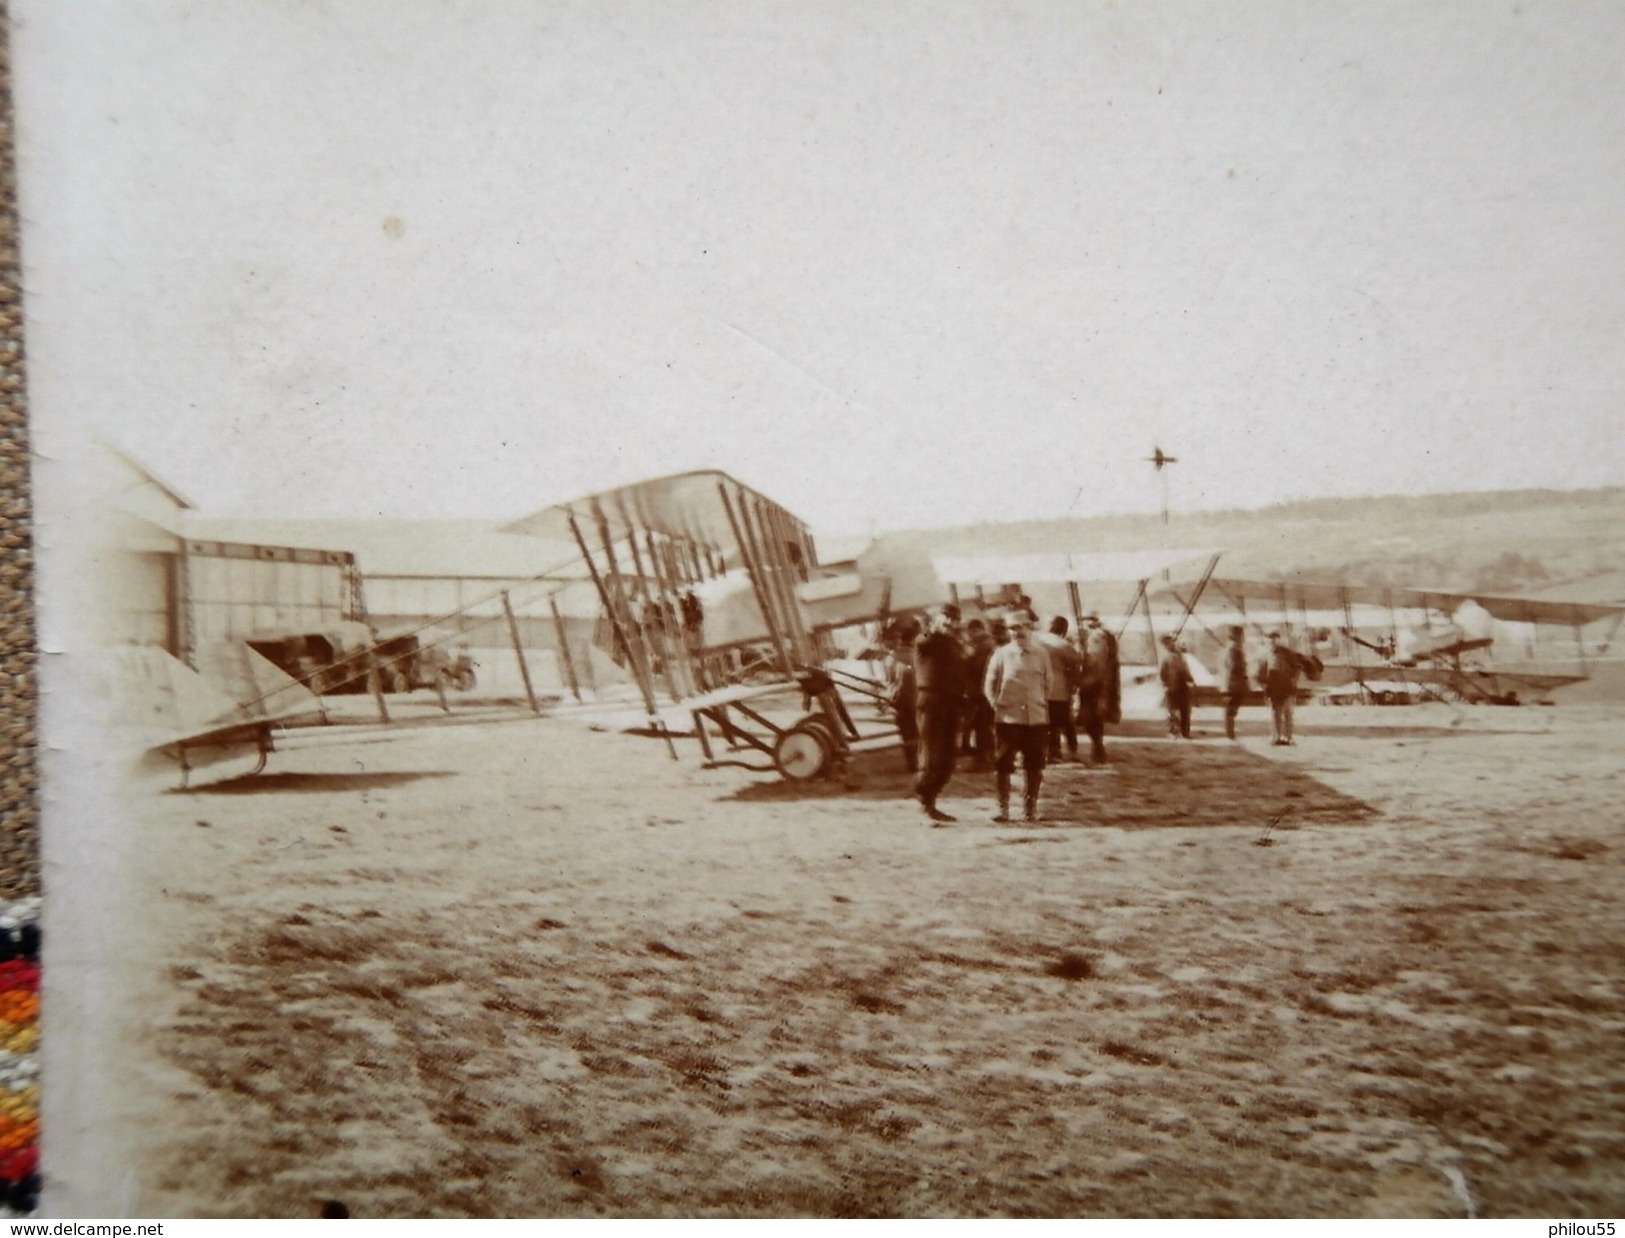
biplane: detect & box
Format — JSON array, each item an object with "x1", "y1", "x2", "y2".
[
  {"x1": 1147, "y1": 574, "x2": 1625, "y2": 705},
  {"x1": 933, "y1": 546, "x2": 1222, "y2": 649},
  {"x1": 502, "y1": 470, "x2": 943, "y2": 780}
]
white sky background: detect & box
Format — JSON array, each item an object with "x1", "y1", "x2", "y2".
[{"x1": 16, "y1": 0, "x2": 1625, "y2": 534}]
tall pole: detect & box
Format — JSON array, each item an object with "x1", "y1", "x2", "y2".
[{"x1": 501, "y1": 591, "x2": 542, "y2": 716}]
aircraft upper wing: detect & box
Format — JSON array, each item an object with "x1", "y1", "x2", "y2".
[
  {"x1": 501, "y1": 468, "x2": 807, "y2": 559},
  {"x1": 935, "y1": 548, "x2": 1222, "y2": 587},
  {"x1": 1158, "y1": 576, "x2": 1625, "y2": 627}
]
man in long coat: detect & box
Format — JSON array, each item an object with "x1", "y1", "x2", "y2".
[
  {"x1": 1257, "y1": 630, "x2": 1303, "y2": 746},
  {"x1": 1158, "y1": 634, "x2": 1195, "y2": 739},
  {"x1": 914, "y1": 605, "x2": 967, "y2": 822},
  {"x1": 1077, "y1": 611, "x2": 1120, "y2": 764}
]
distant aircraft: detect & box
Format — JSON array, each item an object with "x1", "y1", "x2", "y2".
[
  {"x1": 1149, "y1": 573, "x2": 1625, "y2": 705},
  {"x1": 1147, "y1": 446, "x2": 1178, "y2": 523}
]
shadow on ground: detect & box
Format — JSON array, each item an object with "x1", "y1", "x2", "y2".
[
  {"x1": 182, "y1": 771, "x2": 460, "y2": 795},
  {"x1": 725, "y1": 738, "x2": 1379, "y2": 829}
]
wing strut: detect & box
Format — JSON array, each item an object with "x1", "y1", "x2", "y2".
[
  {"x1": 1115, "y1": 579, "x2": 1147, "y2": 644},
  {"x1": 1170, "y1": 553, "x2": 1222, "y2": 640},
  {"x1": 718, "y1": 482, "x2": 793, "y2": 677},
  {"x1": 566, "y1": 505, "x2": 678, "y2": 760}
]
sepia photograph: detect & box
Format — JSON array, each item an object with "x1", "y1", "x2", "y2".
[{"x1": 13, "y1": 0, "x2": 1625, "y2": 1220}]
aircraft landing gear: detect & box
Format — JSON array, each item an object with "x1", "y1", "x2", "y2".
[{"x1": 772, "y1": 715, "x2": 837, "y2": 780}]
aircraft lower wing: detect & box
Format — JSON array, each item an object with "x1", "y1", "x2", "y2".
[{"x1": 1316, "y1": 663, "x2": 1585, "y2": 701}]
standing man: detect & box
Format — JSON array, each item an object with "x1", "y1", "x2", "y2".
[
  {"x1": 1039, "y1": 617, "x2": 1083, "y2": 761},
  {"x1": 1220, "y1": 625, "x2": 1250, "y2": 741},
  {"x1": 960, "y1": 618, "x2": 997, "y2": 770},
  {"x1": 984, "y1": 616, "x2": 1053, "y2": 823},
  {"x1": 914, "y1": 605, "x2": 967, "y2": 823},
  {"x1": 1077, "y1": 610, "x2": 1120, "y2": 764},
  {"x1": 886, "y1": 617, "x2": 922, "y2": 774},
  {"x1": 1158, "y1": 634, "x2": 1195, "y2": 739},
  {"x1": 1258, "y1": 630, "x2": 1302, "y2": 746}
]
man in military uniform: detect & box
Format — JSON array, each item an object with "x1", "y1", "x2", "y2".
[
  {"x1": 1220, "y1": 624, "x2": 1250, "y2": 740},
  {"x1": 1158, "y1": 634, "x2": 1195, "y2": 739},
  {"x1": 914, "y1": 605, "x2": 966, "y2": 823},
  {"x1": 984, "y1": 616, "x2": 1053, "y2": 822},
  {"x1": 1038, "y1": 616, "x2": 1083, "y2": 761},
  {"x1": 1258, "y1": 630, "x2": 1303, "y2": 746},
  {"x1": 959, "y1": 617, "x2": 997, "y2": 770},
  {"x1": 1077, "y1": 610, "x2": 1120, "y2": 764}
]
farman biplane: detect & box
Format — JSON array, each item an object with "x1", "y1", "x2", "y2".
[{"x1": 503, "y1": 469, "x2": 942, "y2": 779}]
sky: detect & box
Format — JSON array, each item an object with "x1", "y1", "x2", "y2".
[{"x1": 16, "y1": 0, "x2": 1625, "y2": 535}]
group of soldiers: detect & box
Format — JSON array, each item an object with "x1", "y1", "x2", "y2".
[
  {"x1": 886, "y1": 605, "x2": 1312, "y2": 825},
  {"x1": 885, "y1": 604, "x2": 1121, "y2": 825},
  {"x1": 1157, "y1": 625, "x2": 1310, "y2": 745}
]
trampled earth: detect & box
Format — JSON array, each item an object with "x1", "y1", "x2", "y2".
[{"x1": 98, "y1": 701, "x2": 1625, "y2": 1217}]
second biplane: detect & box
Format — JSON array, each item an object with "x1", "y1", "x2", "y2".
[{"x1": 1149, "y1": 573, "x2": 1625, "y2": 705}]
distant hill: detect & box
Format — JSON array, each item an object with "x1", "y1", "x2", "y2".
[
  {"x1": 188, "y1": 487, "x2": 1625, "y2": 604},
  {"x1": 875, "y1": 487, "x2": 1625, "y2": 599}
]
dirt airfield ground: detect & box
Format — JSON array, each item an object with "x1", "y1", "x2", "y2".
[{"x1": 103, "y1": 695, "x2": 1624, "y2": 1218}]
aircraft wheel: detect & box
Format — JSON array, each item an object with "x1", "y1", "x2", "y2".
[
  {"x1": 799, "y1": 712, "x2": 839, "y2": 743},
  {"x1": 774, "y1": 721, "x2": 835, "y2": 781},
  {"x1": 800, "y1": 712, "x2": 847, "y2": 760}
]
